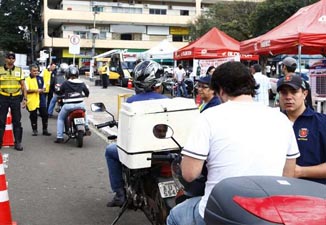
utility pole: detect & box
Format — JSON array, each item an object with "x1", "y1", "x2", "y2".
[{"x1": 89, "y1": 5, "x2": 99, "y2": 81}]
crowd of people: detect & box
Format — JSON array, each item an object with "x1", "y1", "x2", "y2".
[{"x1": 1, "y1": 51, "x2": 325, "y2": 224}]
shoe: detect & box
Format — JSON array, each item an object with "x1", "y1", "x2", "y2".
[
  {"x1": 14, "y1": 142, "x2": 23, "y2": 151},
  {"x1": 54, "y1": 138, "x2": 64, "y2": 143},
  {"x1": 85, "y1": 127, "x2": 91, "y2": 136},
  {"x1": 32, "y1": 130, "x2": 38, "y2": 136},
  {"x1": 43, "y1": 130, "x2": 52, "y2": 136},
  {"x1": 106, "y1": 189, "x2": 126, "y2": 207}
]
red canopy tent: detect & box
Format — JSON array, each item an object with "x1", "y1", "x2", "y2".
[
  {"x1": 240, "y1": 0, "x2": 326, "y2": 56},
  {"x1": 174, "y1": 27, "x2": 259, "y2": 61}
]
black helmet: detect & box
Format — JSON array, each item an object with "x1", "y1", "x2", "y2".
[
  {"x1": 133, "y1": 60, "x2": 164, "y2": 92},
  {"x1": 65, "y1": 65, "x2": 79, "y2": 79}
]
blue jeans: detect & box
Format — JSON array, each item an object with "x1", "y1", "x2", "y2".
[
  {"x1": 48, "y1": 94, "x2": 57, "y2": 115},
  {"x1": 167, "y1": 196, "x2": 206, "y2": 225},
  {"x1": 56, "y1": 102, "x2": 88, "y2": 138},
  {"x1": 105, "y1": 143, "x2": 124, "y2": 192},
  {"x1": 177, "y1": 81, "x2": 188, "y2": 97}
]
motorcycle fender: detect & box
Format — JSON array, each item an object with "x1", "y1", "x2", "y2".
[{"x1": 75, "y1": 124, "x2": 85, "y2": 132}]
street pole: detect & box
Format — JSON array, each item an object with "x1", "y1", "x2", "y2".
[{"x1": 89, "y1": 6, "x2": 99, "y2": 81}]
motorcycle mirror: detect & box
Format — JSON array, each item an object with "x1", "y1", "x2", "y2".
[
  {"x1": 152, "y1": 124, "x2": 173, "y2": 139},
  {"x1": 90, "y1": 102, "x2": 106, "y2": 112}
]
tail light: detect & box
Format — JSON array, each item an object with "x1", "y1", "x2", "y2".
[
  {"x1": 160, "y1": 163, "x2": 172, "y2": 177},
  {"x1": 233, "y1": 195, "x2": 326, "y2": 224}
]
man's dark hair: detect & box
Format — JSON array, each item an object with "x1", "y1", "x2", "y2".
[
  {"x1": 210, "y1": 61, "x2": 258, "y2": 97},
  {"x1": 285, "y1": 64, "x2": 296, "y2": 73},
  {"x1": 252, "y1": 64, "x2": 261, "y2": 73}
]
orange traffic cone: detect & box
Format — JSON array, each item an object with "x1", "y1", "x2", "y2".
[
  {"x1": 0, "y1": 153, "x2": 17, "y2": 225},
  {"x1": 127, "y1": 79, "x2": 132, "y2": 89},
  {"x1": 195, "y1": 94, "x2": 202, "y2": 106},
  {"x1": 2, "y1": 112, "x2": 14, "y2": 147}
]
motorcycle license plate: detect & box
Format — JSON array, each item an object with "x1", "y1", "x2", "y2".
[
  {"x1": 74, "y1": 117, "x2": 85, "y2": 125},
  {"x1": 158, "y1": 181, "x2": 178, "y2": 198}
]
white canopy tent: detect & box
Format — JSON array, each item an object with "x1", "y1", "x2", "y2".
[{"x1": 141, "y1": 39, "x2": 177, "y2": 61}]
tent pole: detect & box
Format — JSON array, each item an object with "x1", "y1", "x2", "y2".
[{"x1": 298, "y1": 45, "x2": 302, "y2": 74}]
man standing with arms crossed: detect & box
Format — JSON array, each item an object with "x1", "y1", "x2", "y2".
[{"x1": 0, "y1": 51, "x2": 26, "y2": 151}]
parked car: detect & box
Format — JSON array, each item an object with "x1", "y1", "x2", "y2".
[
  {"x1": 162, "y1": 65, "x2": 174, "y2": 76},
  {"x1": 22, "y1": 65, "x2": 30, "y2": 78},
  {"x1": 79, "y1": 66, "x2": 90, "y2": 75}
]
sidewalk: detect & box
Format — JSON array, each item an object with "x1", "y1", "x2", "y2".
[{"x1": 80, "y1": 76, "x2": 134, "y2": 137}]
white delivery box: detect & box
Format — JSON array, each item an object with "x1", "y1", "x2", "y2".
[{"x1": 117, "y1": 97, "x2": 199, "y2": 169}]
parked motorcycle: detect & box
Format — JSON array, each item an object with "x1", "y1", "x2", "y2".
[
  {"x1": 90, "y1": 103, "x2": 182, "y2": 225},
  {"x1": 154, "y1": 125, "x2": 326, "y2": 225}
]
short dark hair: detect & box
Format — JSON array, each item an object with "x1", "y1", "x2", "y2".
[
  {"x1": 211, "y1": 61, "x2": 257, "y2": 97},
  {"x1": 206, "y1": 66, "x2": 215, "y2": 74},
  {"x1": 252, "y1": 64, "x2": 261, "y2": 72}
]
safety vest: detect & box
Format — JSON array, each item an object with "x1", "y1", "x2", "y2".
[{"x1": 0, "y1": 66, "x2": 23, "y2": 96}]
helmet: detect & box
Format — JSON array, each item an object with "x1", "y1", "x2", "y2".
[
  {"x1": 133, "y1": 60, "x2": 164, "y2": 93},
  {"x1": 58, "y1": 63, "x2": 69, "y2": 75},
  {"x1": 65, "y1": 65, "x2": 79, "y2": 79}
]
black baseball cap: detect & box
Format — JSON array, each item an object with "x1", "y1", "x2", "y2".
[
  {"x1": 5, "y1": 51, "x2": 15, "y2": 59},
  {"x1": 277, "y1": 74, "x2": 306, "y2": 92}
]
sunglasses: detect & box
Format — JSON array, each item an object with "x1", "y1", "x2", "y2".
[{"x1": 197, "y1": 84, "x2": 209, "y2": 89}]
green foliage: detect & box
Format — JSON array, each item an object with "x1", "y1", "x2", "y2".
[
  {"x1": 189, "y1": 0, "x2": 319, "y2": 41},
  {"x1": 0, "y1": 0, "x2": 41, "y2": 53},
  {"x1": 251, "y1": 0, "x2": 319, "y2": 36}
]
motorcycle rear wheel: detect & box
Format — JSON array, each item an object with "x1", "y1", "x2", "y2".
[{"x1": 76, "y1": 130, "x2": 84, "y2": 148}]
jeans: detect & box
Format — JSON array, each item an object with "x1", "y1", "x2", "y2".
[
  {"x1": 56, "y1": 102, "x2": 88, "y2": 138},
  {"x1": 105, "y1": 143, "x2": 124, "y2": 192},
  {"x1": 167, "y1": 196, "x2": 206, "y2": 225},
  {"x1": 177, "y1": 81, "x2": 188, "y2": 97},
  {"x1": 48, "y1": 94, "x2": 57, "y2": 115}
]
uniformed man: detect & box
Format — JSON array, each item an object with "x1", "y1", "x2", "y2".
[{"x1": 0, "y1": 51, "x2": 27, "y2": 151}]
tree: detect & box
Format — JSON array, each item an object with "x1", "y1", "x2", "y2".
[
  {"x1": 189, "y1": 0, "x2": 319, "y2": 41},
  {"x1": 0, "y1": 0, "x2": 41, "y2": 55},
  {"x1": 250, "y1": 0, "x2": 319, "y2": 36},
  {"x1": 188, "y1": 2, "x2": 258, "y2": 41}
]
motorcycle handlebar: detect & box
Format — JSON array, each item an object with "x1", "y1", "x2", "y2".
[{"x1": 95, "y1": 120, "x2": 118, "y2": 129}]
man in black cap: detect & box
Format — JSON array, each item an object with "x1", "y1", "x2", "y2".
[
  {"x1": 0, "y1": 51, "x2": 27, "y2": 150},
  {"x1": 277, "y1": 74, "x2": 326, "y2": 184}
]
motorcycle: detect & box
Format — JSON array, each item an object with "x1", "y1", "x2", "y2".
[
  {"x1": 57, "y1": 95, "x2": 88, "y2": 148},
  {"x1": 90, "y1": 102, "x2": 183, "y2": 225},
  {"x1": 153, "y1": 126, "x2": 326, "y2": 225}
]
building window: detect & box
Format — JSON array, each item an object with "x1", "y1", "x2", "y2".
[
  {"x1": 93, "y1": 6, "x2": 103, "y2": 12},
  {"x1": 121, "y1": 33, "x2": 132, "y2": 40},
  {"x1": 73, "y1": 31, "x2": 87, "y2": 39},
  {"x1": 172, "y1": 35, "x2": 183, "y2": 42},
  {"x1": 112, "y1": 6, "x2": 142, "y2": 14},
  {"x1": 149, "y1": 8, "x2": 167, "y2": 15},
  {"x1": 180, "y1": 10, "x2": 189, "y2": 16}
]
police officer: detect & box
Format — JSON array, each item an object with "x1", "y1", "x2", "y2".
[{"x1": 0, "y1": 51, "x2": 27, "y2": 151}]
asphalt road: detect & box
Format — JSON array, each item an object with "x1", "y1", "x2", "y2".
[{"x1": 2, "y1": 77, "x2": 150, "y2": 225}]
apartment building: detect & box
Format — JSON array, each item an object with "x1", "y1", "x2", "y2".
[{"x1": 42, "y1": 0, "x2": 264, "y2": 65}]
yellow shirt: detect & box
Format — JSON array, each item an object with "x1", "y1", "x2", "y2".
[
  {"x1": 25, "y1": 76, "x2": 40, "y2": 111},
  {"x1": 42, "y1": 69, "x2": 51, "y2": 93}
]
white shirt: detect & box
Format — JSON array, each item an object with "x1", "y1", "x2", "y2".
[
  {"x1": 254, "y1": 72, "x2": 271, "y2": 106},
  {"x1": 182, "y1": 101, "x2": 300, "y2": 217},
  {"x1": 174, "y1": 67, "x2": 186, "y2": 82}
]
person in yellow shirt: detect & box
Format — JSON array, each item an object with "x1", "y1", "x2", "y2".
[
  {"x1": 25, "y1": 64, "x2": 51, "y2": 136},
  {"x1": 100, "y1": 61, "x2": 109, "y2": 88},
  {"x1": 0, "y1": 51, "x2": 26, "y2": 151},
  {"x1": 42, "y1": 62, "x2": 56, "y2": 108}
]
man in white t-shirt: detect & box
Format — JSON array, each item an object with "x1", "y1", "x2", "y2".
[
  {"x1": 251, "y1": 64, "x2": 271, "y2": 106},
  {"x1": 167, "y1": 61, "x2": 300, "y2": 225},
  {"x1": 173, "y1": 64, "x2": 188, "y2": 97}
]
